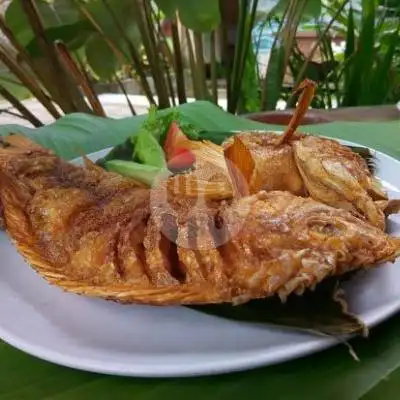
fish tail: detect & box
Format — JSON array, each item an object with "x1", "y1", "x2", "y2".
[
  {"x1": 0, "y1": 170, "x2": 33, "y2": 242},
  {"x1": 0, "y1": 170, "x2": 61, "y2": 277}
]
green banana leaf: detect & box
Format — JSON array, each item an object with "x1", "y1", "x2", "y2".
[{"x1": 0, "y1": 100, "x2": 399, "y2": 399}]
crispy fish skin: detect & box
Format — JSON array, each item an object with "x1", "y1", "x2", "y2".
[
  {"x1": 293, "y1": 135, "x2": 387, "y2": 229},
  {"x1": 223, "y1": 133, "x2": 305, "y2": 195},
  {"x1": 0, "y1": 136, "x2": 399, "y2": 305},
  {"x1": 223, "y1": 132, "x2": 390, "y2": 229},
  {"x1": 215, "y1": 191, "x2": 400, "y2": 303}
]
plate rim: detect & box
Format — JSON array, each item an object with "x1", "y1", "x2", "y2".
[{"x1": 1, "y1": 134, "x2": 400, "y2": 378}]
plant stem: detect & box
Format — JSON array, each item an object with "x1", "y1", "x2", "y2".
[
  {"x1": 254, "y1": 15, "x2": 270, "y2": 59},
  {"x1": 100, "y1": 0, "x2": 156, "y2": 105},
  {"x1": 55, "y1": 41, "x2": 105, "y2": 116},
  {"x1": 171, "y1": 19, "x2": 187, "y2": 104},
  {"x1": 132, "y1": 0, "x2": 170, "y2": 108},
  {"x1": 287, "y1": 0, "x2": 349, "y2": 108},
  {"x1": 114, "y1": 75, "x2": 136, "y2": 115},
  {"x1": 233, "y1": 0, "x2": 259, "y2": 113},
  {"x1": 0, "y1": 75, "x2": 23, "y2": 87},
  {"x1": 282, "y1": 0, "x2": 305, "y2": 68},
  {"x1": 228, "y1": 0, "x2": 249, "y2": 113},
  {"x1": 151, "y1": 6, "x2": 176, "y2": 105},
  {"x1": 21, "y1": 0, "x2": 91, "y2": 113},
  {"x1": 220, "y1": 22, "x2": 231, "y2": 104},
  {"x1": 185, "y1": 27, "x2": 201, "y2": 98},
  {"x1": 144, "y1": 0, "x2": 174, "y2": 106},
  {"x1": 165, "y1": 61, "x2": 176, "y2": 106},
  {"x1": 0, "y1": 108, "x2": 27, "y2": 118},
  {"x1": 0, "y1": 14, "x2": 62, "y2": 118},
  {"x1": 193, "y1": 32, "x2": 208, "y2": 99},
  {"x1": 210, "y1": 31, "x2": 218, "y2": 103},
  {"x1": 320, "y1": 31, "x2": 337, "y2": 109},
  {"x1": 0, "y1": 45, "x2": 61, "y2": 118},
  {"x1": 260, "y1": 0, "x2": 307, "y2": 111},
  {"x1": 76, "y1": 54, "x2": 103, "y2": 107},
  {"x1": 260, "y1": 7, "x2": 288, "y2": 109},
  {"x1": 74, "y1": 0, "x2": 127, "y2": 63},
  {"x1": 0, "y1": 84, "x2": 43, "y2": 127}
]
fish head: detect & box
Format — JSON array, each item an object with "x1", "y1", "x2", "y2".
[
  {"x1": 293, "y1": 135, "x2": 387, "y2": 229},
  {"x1": 226, "y1": 191, "x2": 399, "y2": 275}
]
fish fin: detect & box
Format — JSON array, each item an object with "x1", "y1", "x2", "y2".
[
  {"x1": 224, "y1": 136, "x2": 255, "y2": 197},
  {"x1": 277, "y1": 79, "x2": 316, "y2": 144},
  {"x1": 44, "y1": 278, "x2": 217, "y2": 305},
  {"x1": 376, "y1": 199, "x2": 400, "y2": 216},
  {"x1": 346, "y1": 145, "x2": 377, "y2": 176},
  {"x1": 0, "y1": 171, "x2": 47, "y2": 268},
  {"x1": 83, "y1": 155, "x2": 104, "y2": 172},
  {"x1": 0, "y1": 171, "x2": 217, "y2": 304}
]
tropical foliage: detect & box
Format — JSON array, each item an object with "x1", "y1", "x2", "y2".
[{"x1": 0, "y1": 0, "x2": 398, "y2": 126}]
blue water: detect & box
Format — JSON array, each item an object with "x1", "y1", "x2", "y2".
[
  {"x1": 252, "y1": 21, "x2": 279, "y2": 53},
  {"x1": 252, "y1": 20, "x2": 319, "y2": 53}
]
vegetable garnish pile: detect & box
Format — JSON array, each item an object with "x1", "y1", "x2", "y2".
[{"x1": 97, "y1": 106, "x2": 201, "y2": 185}]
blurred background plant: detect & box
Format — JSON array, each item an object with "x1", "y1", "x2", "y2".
[{"x1": 0, "y1": 0, "x2": 398, "y2": 126}]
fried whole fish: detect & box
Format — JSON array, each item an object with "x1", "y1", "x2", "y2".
[{"x1": 0, "y1": 135, "x2": 399, "y2": 305}]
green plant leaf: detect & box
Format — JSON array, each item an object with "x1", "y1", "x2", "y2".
[
  {"x1": 362, "y1": 367, "x2": 400, "y2": 399},
  {"x1": 85, "y1": 0, "x2": 140, "y2": 43},
  {"x1": 154, "y1": 0, "x2": 177, "y2": 18},
  {"x1": 341, "y1": 5, "x2": 355, "y2": 106},
  {"x1": 85, "y1": 33, "x2": 121, "y2": 79},
  {"x1": 272, "y1": 0, "x2": 322, "y2": 19},
  {"x1": 177, "y1": 0, "x2": 221, "y2": 32},
  {"x1": 0, "y1": 71, "x2": 32, "y2": 100},
  {"x1": 5, "y1": 0, "x2": 80, "y2": 46},
  {"x1": 155, "y1": 0, "x2": 221, "y2": 31},
  {"x1": 261, "y1": 44, "x2": 286, "y2": 110},
  {"x1": 370, "y1": 25, "x2": 400, "y2": 104},
  {"x1": 190, "y1": 278, "x2": 366, "y2": 336},
  {"x1": 25, "y1": 21, "x2": 94, "y2": 56},
  {"x1": 357, "y1": 0, "x2": 377, "y2": 104},
  {"x1": 7, "y1": 0, "x2": 141, "y2": 79},
  {"x1": 341, "y1": 0, "x2": 378, "y2": 106},
  {"x1": 81, "y1": 0, "x2": 141, "y2": 78},
  {"x1": 238, "y1": 45, "x2": 261, "y2": 113}
]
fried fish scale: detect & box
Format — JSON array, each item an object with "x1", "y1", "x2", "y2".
[
  {"x1": 223, "y1": 133, "x2": 305, "y2": 195},
  {"x1": 216, "y1": 191, "x2": 399, "y2": 303},
  {"x1": 0, "y1": 136, "x2": 399, "y2": 305}
]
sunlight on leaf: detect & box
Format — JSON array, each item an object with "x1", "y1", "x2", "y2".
[
  {"x1": 85, "y1": 33, "x2": 120, "y2": 79},
  {"x1": 155, "y1": 0, "x2": 221, "y2": 32},
  {"x1": 5, "y1": 0, "x2": 80, "y2": 46}
]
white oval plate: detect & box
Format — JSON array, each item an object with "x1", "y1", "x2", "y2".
[{"x1": 1, "y1": 138, "x2": 400, "y2": 378}]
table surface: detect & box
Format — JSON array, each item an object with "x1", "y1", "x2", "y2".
[
  {"x1": 0, "y1": 101, "x2": 399, "y2": 400},
  {"x1": 245, "y1": 104, "x2": 400, "y2": 125}
]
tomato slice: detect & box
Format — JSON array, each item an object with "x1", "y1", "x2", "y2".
[
  {"x1": 167, "y1": 147, "x2": 196, "y2": 170},
  {"x1": 164, "y1": 121, "x2": 191, "y2": 160}
]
